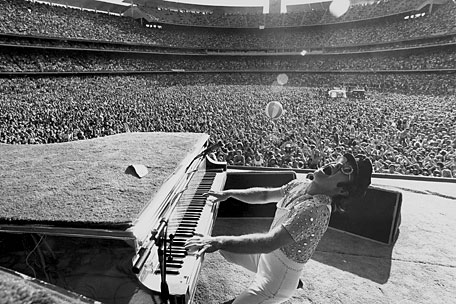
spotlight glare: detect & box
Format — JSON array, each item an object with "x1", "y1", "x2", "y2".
[
  {"x1": 329, "y1": 0, "x2": 350, "y2": 18},
  {"x1": 277, "y1": 74, "x2": 289, "y2": 86}
]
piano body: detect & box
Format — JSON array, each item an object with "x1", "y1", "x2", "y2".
[{"x1": 0, "y1": 132, "x2": 226, "y2": 304}]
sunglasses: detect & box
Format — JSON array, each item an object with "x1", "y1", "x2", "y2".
[{"x1": 335, "y1": 156, "x2": 355, "y2": 176}]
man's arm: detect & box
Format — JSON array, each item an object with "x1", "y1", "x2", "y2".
[
  {"x1": 215, "y1": 225, "x2": 294, "y2": 253},
  {"x1": 207, "y1": 186, "x2": 284, "y2": 205},
  {"x1": 185, "y1": 225, "x2": 295, "y2": 255}
]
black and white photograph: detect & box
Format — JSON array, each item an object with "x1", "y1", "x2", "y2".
[{"x1": 0, "y1": 0, "x2": 455, "y2": 303}]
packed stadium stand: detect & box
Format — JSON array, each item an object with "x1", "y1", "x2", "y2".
[{"x1": 0, "y1": 0, "x2": 455, "y2": 178}]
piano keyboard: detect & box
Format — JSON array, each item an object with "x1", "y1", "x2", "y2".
[{"x1": 138, "y1": 169, "x2": 226, "y2": 303}]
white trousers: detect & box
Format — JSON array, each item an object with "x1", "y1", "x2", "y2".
[{"x1": 220, "y1": 249, "x2": 304, "y2": 304}]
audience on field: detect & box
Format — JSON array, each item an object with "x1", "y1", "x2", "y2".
[{"x1": 1, "y1": 76, "x2": 454, "y2": 178}]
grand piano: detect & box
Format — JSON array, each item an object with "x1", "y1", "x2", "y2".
[
  {"x1": 0, "y1": 132, "x2": 227, "y2": 304},
  {"x1": 0, "y1": 132, "x2": 402, "y2": 304}
]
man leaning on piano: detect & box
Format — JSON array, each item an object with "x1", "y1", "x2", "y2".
[{"x1": 185, "y1": 153, "x2": 373, "y2": 304}]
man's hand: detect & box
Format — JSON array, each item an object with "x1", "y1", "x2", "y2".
[
  {"x1": 204, "y1": 190, "x2": 230, "y2": 203},
  {"x1": 184, "y1": 233, "x2": 220, "y2": 257}
]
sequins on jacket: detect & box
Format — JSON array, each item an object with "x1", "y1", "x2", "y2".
[{"x1": 271, "y1": 179, "x2": 331, "y2": 264}]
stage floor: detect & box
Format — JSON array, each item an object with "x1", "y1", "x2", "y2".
[{"x1": 194, "y1": 177, "x2": 456, "y2": 304}]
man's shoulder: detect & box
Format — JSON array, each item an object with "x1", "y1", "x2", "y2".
[
  {"x1": 292, "y1": 195, "x2": 331, "y2": 217},
  {"x1": 312, "y1": 194, "x2": 331, "y2": 207},
  {"x1": 285, "y1": 178, "x2": 310, "y2": 189}
]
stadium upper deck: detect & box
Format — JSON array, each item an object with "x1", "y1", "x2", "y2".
[
  {"x1": 1, "y1": 0, "x2": 455, "y2": 51},
  {"x1": 21, "y1": 0, "x2": 452, "y2": 28},
  {"x1": 138, "y1": 0, "x2": 430, "y2": 28}
]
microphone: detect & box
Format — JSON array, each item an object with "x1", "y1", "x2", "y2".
[
  {"x1": 201, "y1": 140, "x2": 223, "y2": 156},
  {"x1": 186, "y1": 140, "x2": 223, "y2": 172}
]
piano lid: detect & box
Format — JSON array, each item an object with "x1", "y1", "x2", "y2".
[{"x1": 0, "y1": 132, "x2": 209, "y2": 238}]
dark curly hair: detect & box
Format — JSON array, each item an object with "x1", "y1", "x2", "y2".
[{"x1": 330, "y1": 181, "x2": 357, "y2": 213}]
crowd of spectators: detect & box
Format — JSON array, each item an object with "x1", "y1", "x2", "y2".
[
  {"x1": 1, "y1": 0, "x2": 455, "y2": 51},
  {"x1": 2, "y1": 24, "x2": 455, "y2": 55},
  {"x1": 1, "y1": 75, "x2": 455, "y2": 178},
  {"x1": 1, "y1": 46, "x2": 455, "y2": 75},
  {"x1": 0, "y1": 1, "x2": 455, "y2": 180}
]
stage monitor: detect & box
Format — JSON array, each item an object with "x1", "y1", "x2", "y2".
[{"x1": 329, "y1": 186, "x2": 402, "y2": 245}]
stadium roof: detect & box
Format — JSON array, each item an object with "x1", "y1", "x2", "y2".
[
  {"x1": 35, "y1": 0, "x2": 379, "y2": 15},
  {"x1": 37, "y1": 0, "x2": 339, "y2": 14},
  {"x1": 37, "y1": 0, "x2": 131, "y2": 14},
  {"x1": 134, "y1": 0, "x2": 265, "y2": 14}
]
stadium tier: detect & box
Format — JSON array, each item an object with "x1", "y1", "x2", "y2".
[{"x1": 0, "y1": 0, "x2": 455, "y2": 49}]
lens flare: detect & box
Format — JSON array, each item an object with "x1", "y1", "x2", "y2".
[
  {"x1": 271, "y1": 81, "x2": 283, "y2": 93},
  {"x1": 329, "y1": 0, "x2": 350, "y2": 18},
  {"x1": 277, "y1": 73, "x2": 289, "y2": 85}
]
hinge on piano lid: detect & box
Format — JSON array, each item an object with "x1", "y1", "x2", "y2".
[{"x1": 205, "y1": 155, "x2": 227, "y2": 172}]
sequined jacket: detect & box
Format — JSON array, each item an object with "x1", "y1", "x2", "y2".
[{"x1": 271, "y1": 179, "x2": 332, "y2": 264}]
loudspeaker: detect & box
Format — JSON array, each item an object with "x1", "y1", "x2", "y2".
[
  {"x1": 218, "y1": 171, "x2": 296, "y2": 217},
  {"x1": 329, "y1": 186, "x2": 402, "y2": 245}
]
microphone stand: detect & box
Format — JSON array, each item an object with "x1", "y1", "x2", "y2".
[
  {"x1": 157, "y1": 218, "x2": 170, "y2": 303},
  {"x1": 132, "y1": 218, "x2": 166, "y2": 274}
]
